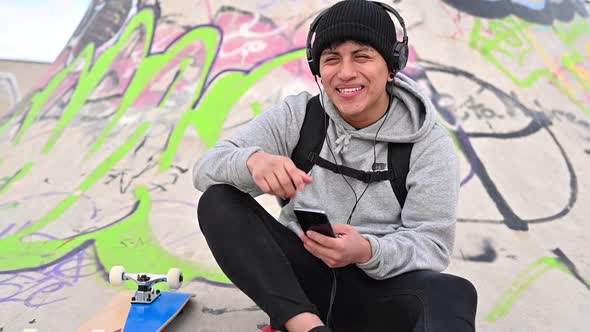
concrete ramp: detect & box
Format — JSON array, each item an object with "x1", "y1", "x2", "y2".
[{"x1": 1, "y1": 0, "x2": 589, "y2": 331}]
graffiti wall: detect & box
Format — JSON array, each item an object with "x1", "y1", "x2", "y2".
[{"x1": 0, "y1": 0, "x2": 589, "y2": 331}]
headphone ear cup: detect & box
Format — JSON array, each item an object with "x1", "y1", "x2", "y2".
[
  {"x1": 397, "y1": 44, "x2": 408, "y2": 71},
  {"x1": 393, "y1": 42, "x2": 409, "y2": 72}
]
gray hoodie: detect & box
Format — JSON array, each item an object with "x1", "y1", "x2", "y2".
[{"x1": 193, "y1": 73, "x2": 459, "y2": 280}]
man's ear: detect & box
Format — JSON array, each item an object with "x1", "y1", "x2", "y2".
[{"x1": 388, "y1": 72, "x2": 395, "y2": 82}]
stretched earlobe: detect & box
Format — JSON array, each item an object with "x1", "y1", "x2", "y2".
[{"x1": 388, "y1": 72, "x2": 395, "y2": 81}]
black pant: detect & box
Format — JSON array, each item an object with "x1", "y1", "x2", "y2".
[{"x1": 197, "y1": 184, "x2": 477, "y2": 332}]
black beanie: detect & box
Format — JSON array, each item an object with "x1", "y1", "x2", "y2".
[{"x1": 310, "y1": 0, "x2": 398, "y2": 76}]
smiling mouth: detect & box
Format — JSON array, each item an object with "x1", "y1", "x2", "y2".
[{"x1": 337, "y1": 86, "x2": 363, "y2": 95}]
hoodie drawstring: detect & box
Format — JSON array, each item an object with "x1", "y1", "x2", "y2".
[{"x1": 334, "y1": 131, "x2": 352, "y2": 154}]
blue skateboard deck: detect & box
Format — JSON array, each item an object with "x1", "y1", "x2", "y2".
[{"x1": 123, "y1": 291, "x2": 193, "y2": 332}]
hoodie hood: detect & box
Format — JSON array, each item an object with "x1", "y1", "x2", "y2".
[{"x1": 320, "y1": 72, "x2": 437, "y2": 154}]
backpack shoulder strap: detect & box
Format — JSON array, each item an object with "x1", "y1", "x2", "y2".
[
  {"x1": 279, "y1": 95, "x2": 328, "y2": 206},
  {"x1": 291, "y1": 95, "x2": 328, "y2": 173},
  {"x1": 388, "y1": 142, "x2": 414, "y2": 208}
]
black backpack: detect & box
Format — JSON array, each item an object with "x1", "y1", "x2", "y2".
[{"x1": 282, "y1": 95, "x2": 413, "y2": 208}]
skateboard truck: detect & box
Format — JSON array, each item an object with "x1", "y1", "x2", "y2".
[{"x1": 109, "y1": 266, "x2": 183, "y2": 304}]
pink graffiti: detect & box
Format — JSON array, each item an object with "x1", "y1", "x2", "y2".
[{"x1": 212, "y1": 7, "x2": 312, "y2": 79}]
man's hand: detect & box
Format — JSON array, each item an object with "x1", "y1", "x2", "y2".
[
  {"x1": 300, "y1": 224, "x2": 372, "y2": 268},
  {"x1": 247, "y1": 151, "x2": 313, "y2": 199}
]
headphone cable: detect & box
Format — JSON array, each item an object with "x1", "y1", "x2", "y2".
[{"x1": 313, "y1": 77, "x2": 393, "y2": 327}]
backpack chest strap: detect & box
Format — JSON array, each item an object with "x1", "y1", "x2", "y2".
[{"x1": 308, "y1": 152, "x2": 398, "y2": 183}]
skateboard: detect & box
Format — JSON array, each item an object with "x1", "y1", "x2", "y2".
[{"x1": 107, "y1": 265, "x2": 194, "y2": 332}]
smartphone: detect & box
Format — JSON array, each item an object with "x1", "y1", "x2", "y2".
[{"x1": 293, "y1": 208, "x2": 336, "y2": 238}]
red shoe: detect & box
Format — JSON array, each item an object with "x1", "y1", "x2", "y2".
[{"x1": 260, "y1": 325, "x2": 281, "y2": 332}]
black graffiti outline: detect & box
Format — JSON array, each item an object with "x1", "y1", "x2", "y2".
[
  {"x1": 105, "y1": 150, "x2": 188, "y2": 194},
  {"x1": 416, "y1": 59, "x2": 578, "y2": 230},
  {"x1": 552, "y1": 248, "x2": 590, "y2": 291},
  {"x1": 458, "y1": 238, "x2": 497, "y2": 263}
]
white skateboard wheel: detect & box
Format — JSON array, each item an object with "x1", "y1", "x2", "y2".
[
  {"x1": 109, "y1": 265, "x2": 125, "y2": 286},
  {"x1": 167, "y1": 268, "x2": 183, "y2": 289}
]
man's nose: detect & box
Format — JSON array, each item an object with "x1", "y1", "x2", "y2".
[{"x1": 337, "y1": 58, "x2": 357, "y2": 80}]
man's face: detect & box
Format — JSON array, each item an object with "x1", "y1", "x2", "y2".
[{"x1": 319, "y1": 40, "x2": 392, "y2": 128}]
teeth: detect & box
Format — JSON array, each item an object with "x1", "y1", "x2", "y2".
[{"x1": 339, "y1": 87, "x2": 362, "y2": 94}]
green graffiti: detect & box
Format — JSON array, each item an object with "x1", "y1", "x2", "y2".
[
  {"x1": 0, "y1": 5, "x2": 308, "y2": 285},
  {"x1": 12, "y1": 125, "x2": 150, "y2": 237},
  {"x1": 0, "y1": 123, "x2": 227, "y2": 283},
  {"x1": 159, "y1": 48, "x2": 305, "y2": 170},
  {"x1": 470, "y1": 17, "x2": 590, "y2": 117},
  {"x1": 8, "y1": 5, "x2": 306, "y2": 171},
  {"x1": 470, "y1": 18, "x2": 548, "y2": 87},
  {"x1": 86, "y1": 23, "x2": 221, "y2": 158},
  {"x1": 41, "y1": 10, "x2": 154, "y2": 154},
  {"x1": 486, "y1": 257, "x2": 590, "y2": 322},
  {"x1": 158, "y1": 58, "x2": 193, "y2": 108},
  {"x1": 0, "y1": 185, "x2": 228, "y2": 285},
  {"x1": 0, "y1": 162, "x2": 33, "y2": 195},
  {"x1": 13, "y1": 60, "x2": 83, "y2": 145}
]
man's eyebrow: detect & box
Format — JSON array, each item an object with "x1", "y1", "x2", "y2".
[
  {"x1": 321, "y1": 46, "x2": 374, "y2": 56},
  {"x1": 322, "y1": 49, "x2": 339, "y2": 56},
  {"x1": 352, "y1": 46, "x2": 373, "y2": 53}
]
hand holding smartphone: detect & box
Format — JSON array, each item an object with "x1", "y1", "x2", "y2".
[{"x1": 293, "y1": 208, "x2": 336, "y2": 238}]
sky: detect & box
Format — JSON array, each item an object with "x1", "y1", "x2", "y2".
[{"x1": 0, "y1": 0, "x2": 91, "y2": 63}]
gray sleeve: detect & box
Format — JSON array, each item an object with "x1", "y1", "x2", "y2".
[
  {"x1": 192, "y1": 93, "x2": 310, "y2": 196},
  {"x1": 357, "y1": 127, "x2": 459, "y2": 279}
]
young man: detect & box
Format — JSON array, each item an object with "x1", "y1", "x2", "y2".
[{"x1": 193, "y1": 1, "x2": 477, "y2": 331}]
